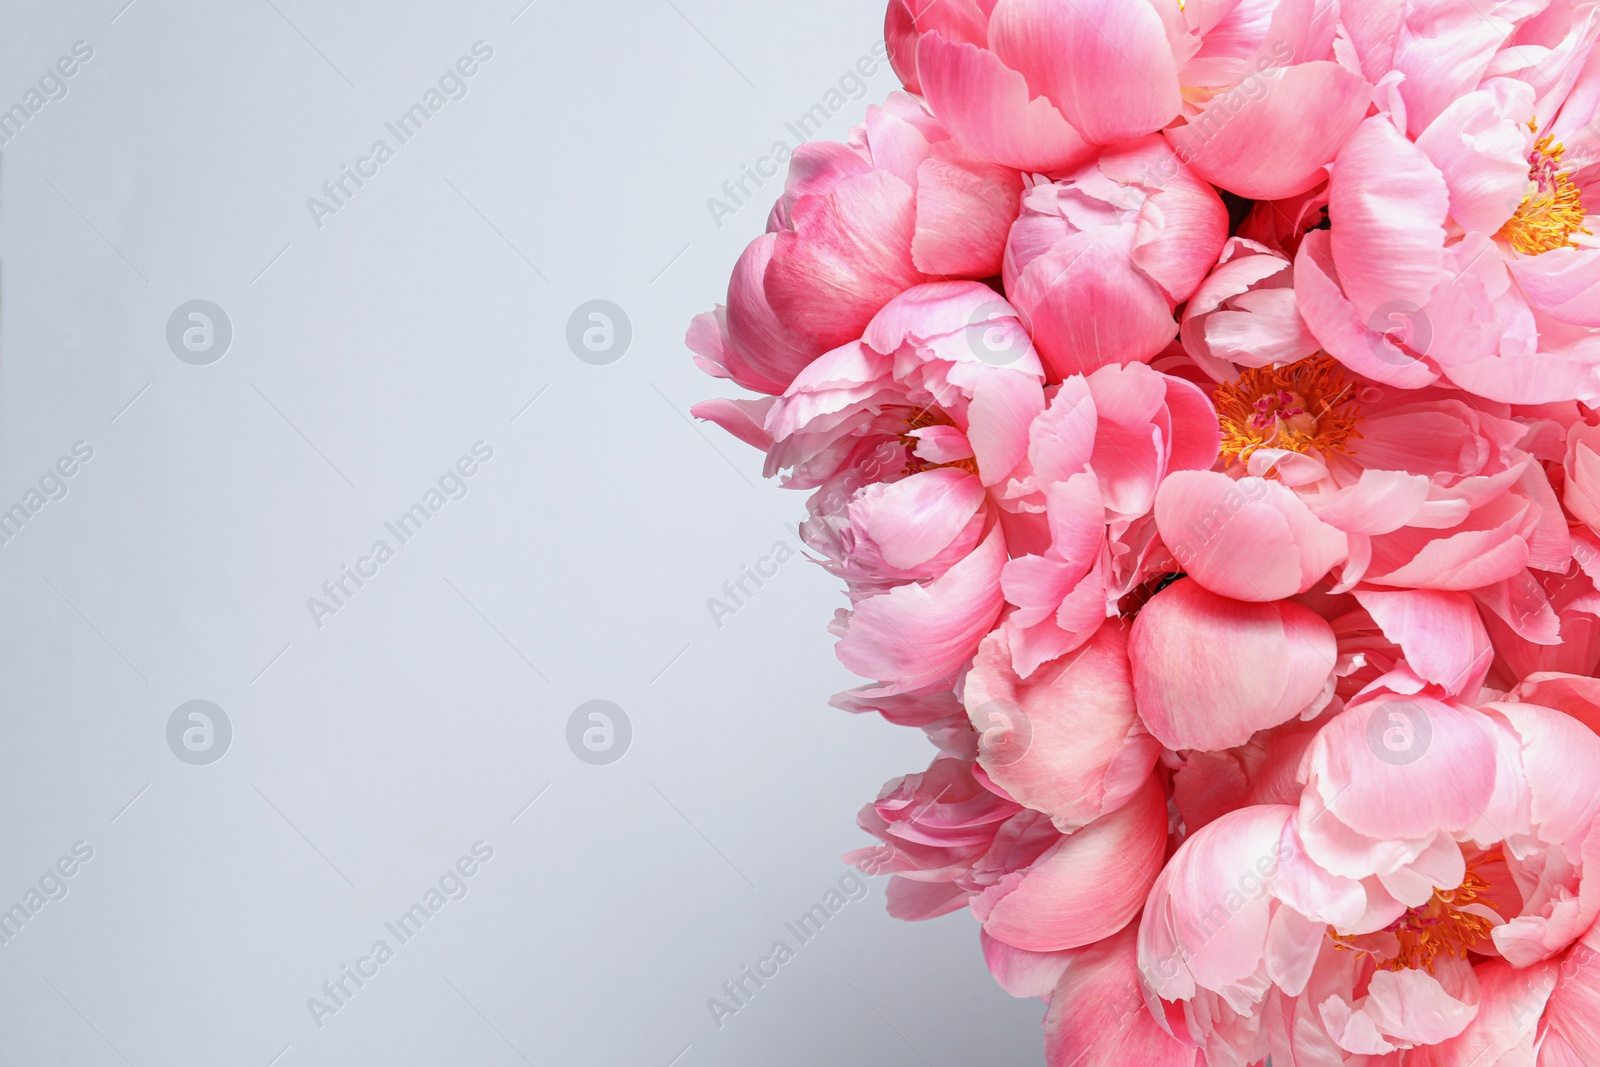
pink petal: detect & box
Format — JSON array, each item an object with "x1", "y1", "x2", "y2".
[
  {"x1": 690, "y1": 396, "x2": 776, "y2": 451},
  {"x1": 1293, "y1": 230, "x2": 1442, "y2": 389},
  {"x1": 848, "y1": 468, "x2": 987, "y2": 571},
  {"x1": 1167, "y1": 61, "x2": 1372, "y2": 200},
  {"x1": 720, "y1": 235, "x2": 823, "y2": 394},
  {"x1": 1307, "y1": 697, "x2": 1500, "y2": 842},
  {"x1": 1011, "y1": 239, "x2": 1179, "y2": 380},
  {"x1": 982, "y1": 932, "x2": 1076, "y2": 999},
  {"x1": 766, "y1": 169, "x2": 925, "y2": 352},
  {"x1": 1155, "y1": 470, "x2": 1348, "y2": 602},
  {"x1": 1490, "y1": 701, "x2": 1600, "y2": 848},
  {"x1": 978, "y1": 773, "x2": 1166, "y2": 951},
  {"x1": 990, "y1": 0, "x2": 1181, "y2": 145},
  {"x1": 1414, "y1": 80, "x2": 1535, "y2": 235},
  {"x1": 915, "y1": 33, "x2": 1096, "y2": 173},
  {"x1": 1139, "y1": 804, "x2": 1295, "y2": 1000},
  {"x1": 834, "y1": 528, "x2": 1006, "y2": 693},
  {"x1": 1428, "y1": 958, "x2": 1552, "y2": 1067},
  {"x1": 1130, "y1": 578, "x2": 1336, "y2": 751},
  {"x1": 911, "y1": 155, "x2": 1025, "y2": 277},
  {"x1": 964, "y1": 624, "x2": 1159, "y2": 832},
  {"x1": 1044, "y1": 926, "x2": 1197, "y2": 1067},
  {"x1": 1351, "y1": 588, "x2": 1493, "y2": 695},
  {"x1": 1328, "y1": 116, "x2": 1450, "y2": 323}
]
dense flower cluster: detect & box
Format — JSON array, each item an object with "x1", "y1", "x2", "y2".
[{"x1": 690, "y1": 1, "x2": 1600, "y2": 1063}]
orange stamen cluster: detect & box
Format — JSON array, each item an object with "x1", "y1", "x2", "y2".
[
  {"x1": 1328, "y1": 869, "x2": 1500, "y2": 973},
  {"x1": 1500, "y1": 129, "x2": 1590, "y2": 256},
  {"x1": 1213, "y1": 356, "x2": 1362, "y2": 466}
]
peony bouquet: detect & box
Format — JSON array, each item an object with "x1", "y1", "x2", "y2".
[{"x1": 689, "y1": 0, "x2": 1600, "y2": 1063}]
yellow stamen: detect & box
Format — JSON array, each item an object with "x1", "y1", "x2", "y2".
[
  {"x1": 1328, "y1": 867, "x2": 1500, "y2": 973},
  {"x1": 1500, "y1": 130, "x2": 1590, "y2": 255},
  {"x1": 1213, "y1": 356, "x2": 1362, "y2": 466}
]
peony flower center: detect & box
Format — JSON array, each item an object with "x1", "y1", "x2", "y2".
[
  {"x1": 1500, "y1": 129, "x2": 1590, "y2": 255},
  {"x1": 900, "y1": 407, "x2": 979, "y2": 476},
  {"x1": 1328, "y1": 867, "x2": 1500, "y2": 973},
  {"x1": 1213, "y1": 356, "x2": 1362, "y2": 465}
]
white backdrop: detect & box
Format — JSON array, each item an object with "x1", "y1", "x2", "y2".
[{"x1": 0, "y1": 0, "x2": 1046, "y2": 1063}]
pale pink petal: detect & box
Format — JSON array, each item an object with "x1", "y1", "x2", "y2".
[
  {"x1": 1139, "y1": 804, "x2": 1295, "y2": 1000},
  {"x1": 834, "y1": 528, "x2": 1006, "y2": 693},
  {"x1": 1393, "y1": 1, "x2": 1519, "y2": 137},
  {"x1": 1414, "y1": 80, "x2": 1536, "y2": 235},
  {"x1": 1328, "y1": 117, "x2": 1450, "y2": 323},
  {"x1": 1489, "y1": 701, "x2": 1600, "y2": 848},
  {"x1": 1300, "y1": 469, "x2": 1433, "y2": 535},
  {"x1": 1293, "y1": 230, "x2": 1442, "y2": 389},
  {"x1": 1130, "y1": 579, "x2": 1336, "y2": 751},
  {"x1": 1156, "y1": 470, "x2": 1348, "y2": 602},
  {"x1": 982, "y1": 932, "x2": 1076, "y2": 999},
  {"x1": 1307, "y1": 697, "x2": 1500, "y2": 842},
  {"x1": 967, "y1": 369, "x2": 1047, "y2": 486},
  {"x1": 847, "y1": 468, "x2": 987, "y2": 570},
  {"x1": 1351, "y1": 588, "x2": 1493, "y2": 695},
  {"x1": 1344, "y1": 966, "x2": 1478, "y2": 1050},
  {"x1": 691, "y1": 396, "x2": 776, "y2": 451}
]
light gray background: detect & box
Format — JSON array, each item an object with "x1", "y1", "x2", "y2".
[{"x1": 0, "y1": 1, "x2": 1045, "y2": 1063}]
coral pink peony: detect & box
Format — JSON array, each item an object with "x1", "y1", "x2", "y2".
[
  {"x1": 1002, "y1": 137, "x2": 1228, "y2": 379},
  {"x1": 689, "y1": 93, "x2": 1023, "y2": 396},
  {"x1": 689, "y1": 3, "x2": 1600, "y2": 1062},
  {"x1": 1141, "y1": 685, "x2": 1600, "y2": 1064}
]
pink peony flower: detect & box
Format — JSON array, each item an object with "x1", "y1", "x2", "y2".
[
  {"x1": 1179, "y1": 236, "x2": 1320, "y2": 379},
  {"x1": 1002, "y1": 137, "x2": 1229, "y2": 380},
  {"x1": 886, "y1": 0, "x2": 1369, "y2": 195},
  {"x1": 726, "y1": 280, "x2": 1046, "y2": 692},
  {"x1": 1156, "y1": 357, "x2": 1571, "y2": 604},
  {"x1": 1299, "y1": 9, "x2": 1600, "y2": 404},
  {"x1": 688, "y1": 93, "x2": 1024, "y2": 396},
  {"x1": 994, "y1": 362, "x2": 1219, "y2": 673},
  {"x1": 1140, "y1": 685, "x2": 1600, "y2": 1064}
]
